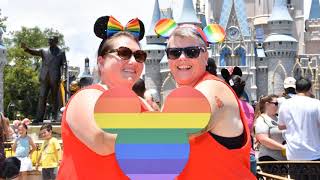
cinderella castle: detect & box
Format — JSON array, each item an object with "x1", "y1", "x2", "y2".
[{"x1": 142, "y1": 0, "x2": 320, "y2": 103}]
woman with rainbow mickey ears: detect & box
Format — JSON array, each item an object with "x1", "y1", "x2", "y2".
[
  {"x1": 155, "y1": 19, "x2": 256, "y2": 179},
  {"x1": 57, "y1": 16, "x2": 152, "y2": 180}
]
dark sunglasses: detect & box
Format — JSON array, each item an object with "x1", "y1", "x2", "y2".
[
  {"x1": 166, "y1": 46, "x2": 206, "y2": 60},
  {"x1": 269, "y1": 101, "x2": 278, "y2": 106},
  {"x1": 107, "y1": 46, "x2": 147, "y2": 63}
]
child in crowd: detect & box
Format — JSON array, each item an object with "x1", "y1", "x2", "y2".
[
  {"x1": 12, "y1": 122, "x2": 36, "y2": 180},
  {"x1": 36, "y1": 124, "x2": 61, "y2": 180}
]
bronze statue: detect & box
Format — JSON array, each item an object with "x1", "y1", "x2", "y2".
[{"x1": 21, "y1": 37, "x2": 66, "y2": 124}]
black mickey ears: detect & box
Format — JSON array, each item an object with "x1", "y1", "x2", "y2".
[
  {"x1": 221, "y1": 68, "x2": 231, "y2": 82},
  {"x1": 221, "y1": 66, "x2": 243, "y2": 83},
  {"x1": 233, "y1": 67, "x2": 242, "y2": 77},
  {"x1": 94, "y1": 16, "x2": 109, "y2": 40},
  {"x1": 94, "y1": 15, "x2": 145, "y2": 41}
]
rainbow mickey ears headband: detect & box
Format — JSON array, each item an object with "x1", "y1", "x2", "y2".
[
  {"x1": 154, "y1": 18, "x2": 226, "y2": 44},
  {"x1": 94, "y1": 16, "x2": 145, "y2": 41}
]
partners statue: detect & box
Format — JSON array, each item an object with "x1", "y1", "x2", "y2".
[{"x1": 21, "y1": 36, "x2": 66, "y2": 124}]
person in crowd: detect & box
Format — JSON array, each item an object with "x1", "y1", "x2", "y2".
[
  {"x1": 12, "y1": 120, "x2": 21, "y2": 139},
  {"x1": 0, "y1": 113, "x2": 10, "y2": 167},
  {"x1": 12, "y1": 122, "x2": 36, "y2": 180},
  {"x1": 278, "y1": 77, "x2": 320, "y2": 161},
  {"x1": 164, "y1": 25, "x2": 255, "y2": 179},
  {"x1": 206, "y1": 57, "x2": 217, "y2": 76},
  {"x1": 0, "y1": 156, "x2": 21, "y2": 180},
  {"x1": 132, "y1": 79, "x2": 160, "y2": 111},
  {"x1": 57, "y1": 16, "x2": 151, "y2": 180},
  {"x1": 278, "y1": 77, "x2": 296, "y2": 106},
  {"x1": 221, "y1": 69, "x2": 257, "y2": 175},
  {"x1": 36, "y1": 124, "x2": 61, "y2": 180},
  {"x1": 254, "y1": 95, "x2": 286, "y2": 162},
  {"x1": 132, "y1": 78, "x2": 146, "y2": 98},
  {"x1": 144, "y1": 89, "x2": 161, "y2": 111}
]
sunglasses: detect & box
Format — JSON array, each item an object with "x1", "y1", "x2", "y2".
[
  {"x1": 269, "y1": 101, "x2": 278, "y2": 106},
  {"x1": 107, "y1": 46, "x2": 147, "y2": 63},
  {"x1": 166, "y1": 46, "x2": 206, "y2": 60}
]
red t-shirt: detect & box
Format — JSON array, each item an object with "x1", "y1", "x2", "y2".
[{"x1": 176, "y1": 73, "x2": 256, "y2": 180}]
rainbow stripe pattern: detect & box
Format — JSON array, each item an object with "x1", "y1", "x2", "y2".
[
  {"x1": 106, "y1": 16, "x2": 142, "y2": 39},
  {"x1": 94, "y1": 87, "x2": 211, "y2": 180},
  {"x1": 125, "y1": 18, "x2": 141, "y2": 39},
  {"x1": 154, "y1": 18, "x2": 177, "y2": 38},
  {"x1": 203, "y1": 24, "x2": 226, "y2": 43},
  {"x1": 106, "y1": 16, "x2": 124, "y2": 38}
]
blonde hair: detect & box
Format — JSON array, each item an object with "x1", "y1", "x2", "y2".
[{"x1": 167, "y1": 26, "x2": 207, "y2": 48}]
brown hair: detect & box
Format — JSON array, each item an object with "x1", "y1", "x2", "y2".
[
  {"x1": 97, "y1": 31, "x2": 140, "y2": 57},
  {"x1": 254, "y1": 94, "x2": 278, "y2": 120},
  {"x1": 0, "y1": 113, "x2": 9, "y2": 143},
  {"x1": 40, "y1": 124, "x2": 52, "y2": 132},
  {"x1": 96, "y1": 31, "x2": 141, "y2": 77}
]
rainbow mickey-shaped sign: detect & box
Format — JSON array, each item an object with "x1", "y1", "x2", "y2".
[{"x1": 94, "y1": 87, "x2": 211, "y2": 180}]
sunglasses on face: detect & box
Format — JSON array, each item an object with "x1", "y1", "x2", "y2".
[
  {"x1": 107, "y1": 46, "x2": 147, "y2": 63},
  {"x1": 269, "y1": 101, "x2": 278, "y2": 106},
  {"x1": 165, "y1": 46, "x2": 206, "y2": 60}
]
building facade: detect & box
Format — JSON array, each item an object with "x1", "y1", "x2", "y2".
[{"x1": 144, "y1": 0, "x2": 320, "y2": 103}]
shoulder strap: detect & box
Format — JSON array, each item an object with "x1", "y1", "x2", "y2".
[{"x1": 260, "y1": 115, "x2": 272, "y2": 138}]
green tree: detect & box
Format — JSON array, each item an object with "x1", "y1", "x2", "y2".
[
  {"x1": 4, "y1": 26, "x2": 68, "y2": 120},
  {"x1": 0, "y1": 9, "x2": 7, "y2": 30}
]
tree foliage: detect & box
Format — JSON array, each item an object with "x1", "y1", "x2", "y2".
[
  {"x1": 0, "y1": 9, "x2": 7, "y2": 30},
  {"x1": 3, "y1": 26, "x2": 68, "y2": 120}
]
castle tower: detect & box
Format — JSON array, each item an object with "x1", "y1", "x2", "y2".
[
  {"x1": 79, "y1": 57, "x2": 93, "y2": 87},
  {"x1": 289, "y1": 0, "x2": 304, "y2": 55},
  {"x1": 210, "y1": 0, "x2": 257, "y2": 101},
  {"x1": 305, "y1": 0, "x2": 320, "y2": 54},
  {"x1": 196, "y1": 0, "x2": 207, "y2": 28},
  {"x1": 0, "y1": 28, "x2": 7, "y2": 112},
  {"x1": 176, "y1": 0, "x2": 201, "y2": 26},
  {"x1": 143, "y1": 0, "x2": 166, "y2": 101},
  {"x1": 206, "y1": 0, "x2": 224, "y2": 24},
  {"x1": 264, "y1": 0, "x2": 297, "y2": 95}
]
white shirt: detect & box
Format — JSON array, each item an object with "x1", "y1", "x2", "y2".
[
  {"x1": 255, "y1": 114, "x2": 286, "y2": 160},
  {"x1": 278, "y1": 95, "x2": 320, "y2": 160}
]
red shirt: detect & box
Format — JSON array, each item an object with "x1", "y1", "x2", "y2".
[
  {"x1": 57, "y1": 84, "x2": 129, "y2": 180},
  {"x1": 177, "y1": 73, "x2": 255, "y2": 180}
]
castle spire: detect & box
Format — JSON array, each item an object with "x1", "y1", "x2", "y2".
[
  {"x1": 309, "y1": 0, "x2": 320, "y2": 20},
  {"x1": 177, "y1": 0, "x2": 201, "y2": 25},
  {"x1": 268, "y1": 0, "x2": 293, "y2": 22},
  {"x1": 147, "y1": 0, "x2": 161, "y2": 36}
]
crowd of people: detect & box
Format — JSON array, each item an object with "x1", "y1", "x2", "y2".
[
  {"x1": 0, "y1": 120, "x2": 61, "y2": 180},
  {"x1": 1, "y1": 15, "x2": 320, "y2": 180}
]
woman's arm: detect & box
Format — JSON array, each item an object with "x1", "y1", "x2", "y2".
[
  {"x1": 12, "y1": 139, "x2": 17, "y2": 152},
  {"x1": 195, "y1": 80, "x2": 244, "y2": 137},
  {"x1": 255, "y1": 133, "x2": 285, "y2": 150},
  {"x1": 66, "y1": 88, "x2": 117, "y2": 156}
]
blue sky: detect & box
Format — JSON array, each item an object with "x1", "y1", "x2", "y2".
[{"x1": 0, "y1": 0, "x2": 316, "y2": 73}]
